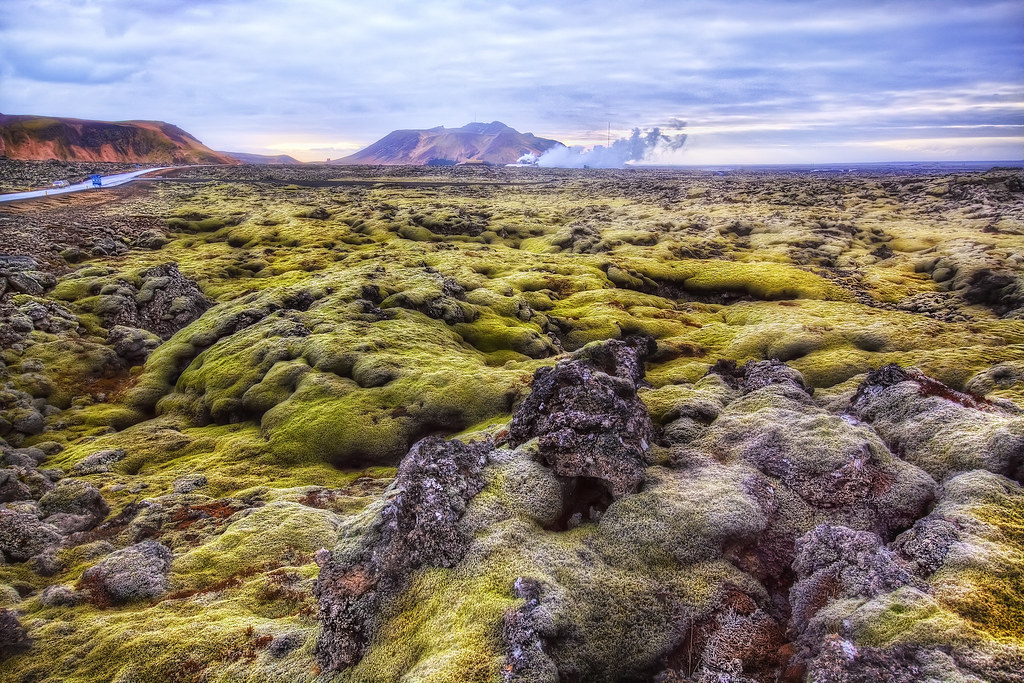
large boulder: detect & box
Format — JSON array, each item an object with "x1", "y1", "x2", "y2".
[
  {"x1": 314, "y1": 436, "x2": 489, "y2": 671},
  {"x1": 101, "y1": 264, "x2": 212, "y2": 340},
  {"x1": 508, "y1": 336, "x2": 657, "y2": 497},
  {"x1": 0, "y1": 511, "x2": 61, "y2": 562},
  {"x1": 78, "y1": 541, "x2": 172, "y2": 604},
  {"x1": 39, "y1": 478, "x2": 109, "y2": 533}
]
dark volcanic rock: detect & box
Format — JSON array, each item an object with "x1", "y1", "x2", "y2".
[
  {"x1": 103, "y1": 263, "x2": 212, "y2": 340},
  {"x1": 0, "y1": 609, "x2": 31, "y2": 659},
  {"x1": 790, "y1": 524, "x2": 922, "y2": 632},
  {"x1": 502, "y1": 577, "x2": 559, "y2": 682},
  {"x1": 707, "y1": 358, "x2": 813, "y2": 395},
  {"x1": 314, "y1": 436, "x2": 489, "y2": 671},
  {"x1": 107, "y1": 325, "x2": 161, "y2": 363},
  {"x1": 789, "y1": 524, "x2": 924, "y2": 675},
  {"x1": 891, "y1": 517, "x2": 962, "y2": 576},
  {"x1": 39, "y1": 478, "x2": 109, "y2": 533},
  {"x1": 508, "y1": 336, "x2": 657, "y2": 497},
  {"x1": 0, "y1": 511, "x2": 61, "y2": 562},
  {"x1": 0, "y1": 469, "x2": 32, "y2": 503}
]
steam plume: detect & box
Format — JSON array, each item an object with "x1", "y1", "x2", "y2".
[{"x1": 527, "y1": 124, "x2": 687, "y2": 168}]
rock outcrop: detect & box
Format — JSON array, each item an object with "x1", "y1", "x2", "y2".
[
  {"x1": 313, "y1": 347, "x2": 1024, "y2": 682},
  {"x1": 99, "y1": 263, "x2": 212, "y2": 340},
  {"x1": 508, "y1": 336, "x2": 657, "y2": 498},
  {"x1": 78, "y1": 541, "x2": 173, "y2": 604},
  {"x1": 314, "y1": 436, "x2": 490, "y2": 671}
]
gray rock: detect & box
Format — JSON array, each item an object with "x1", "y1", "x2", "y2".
[
  {"x1": 12, "y1": 447, "x2": 46, "y2": 464},
  {"x1": 10, "y1": 409, "x2": 44, "y2": 436},
  {"x1": 5, "y1": 272, "x2": 44, "y2": 295},
  {"x1": 0, "y1": 469, "x2": 32, "y2": 503},
  {"x1": 134, "y1": 231, "x2": 169, "y2": 250},
  {"x1": 0, "y1": 608, "x2": 31, "y2": 659},
  {"x1": 0, "y1": 255, "x2": 38, "y2": 271},
  {"x1": 101, "y1": 263, "x2": 212, "y2": 340},
  {"x1": 38, "y1": 584, "x2": 81, "y2": 607},
  {"x1": 71, "y1": 448, "x2": 126, "y2": 475},
  {"x1": 268, "y1": 632, "x2": 304, "y2": 657},
  {"x1": 172, "y1": 474, "x2": 207, "y2": 494},
  {"x1": 0, "y1": 511, "x2": 61, "y2": 562},
  {"x1": 39, "y1": 479, "x2": 109, "y2": 521},
  {"x1": 79, "y1": 541, "x2": 173, "y2": 604},
  {"x1": 892, "y1": 518, "x2": 962, "y2": 575},
  {"x1": 26, "y1": 548, "x2": 61, "y2": 576},
  {"x1": 107, "y1": 325, "x2": 161, "y2": 363}
]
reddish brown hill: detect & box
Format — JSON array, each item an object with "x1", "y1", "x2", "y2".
[
  {"x1": 331, "y1": 121, "x2": 561, "y2": 166},
  {"x1": 220, "y1": 151, "x2": 303, "y2": 165},
  {"x1": 0, "y1": 114, "x2": 238, "y2": 165}
]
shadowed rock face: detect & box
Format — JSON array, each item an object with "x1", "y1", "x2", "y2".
[
  {"x1": 509, "y1": 336, "x2": 658, "y2": 498},
  {"x1": 102, "y1": 263, "x2": 212, "y2": 340}
]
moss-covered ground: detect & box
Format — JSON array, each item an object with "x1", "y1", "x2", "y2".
[{"x1": 0, "y1": 164, "x2": 1021, "y2": 681}]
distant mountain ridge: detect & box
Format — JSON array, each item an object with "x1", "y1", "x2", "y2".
[
  {"x1": 0, "y1": 113, "x2": 238, "y2": 165},
  {"x1": 220, "y1": 151, "x2": 302, "y2": 165},
  {"x1": 331, "y1": 121, "x2": 561, "y2": 166}
]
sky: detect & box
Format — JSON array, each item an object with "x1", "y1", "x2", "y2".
[{"x1": 0, "y1": 0, "x2": 1021, "y2": 164}]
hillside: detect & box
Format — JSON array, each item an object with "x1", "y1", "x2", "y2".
[
  {"x1": 331, "y1": 121, "x2": 561, "y2": 166},
  {"x1": 0, "y1": 114, "x2": 238, "y2": 165},
  {"x1": 221, "y1": 151, "x2": 302, "y2": 165}
]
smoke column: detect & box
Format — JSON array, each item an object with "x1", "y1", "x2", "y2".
[{"x1": 522, "y1": 125, "x2": 687, "y2": 168}]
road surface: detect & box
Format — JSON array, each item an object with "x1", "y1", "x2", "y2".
[{"x1": 0, "y1": 167, "x2": 173, "y2": 203}]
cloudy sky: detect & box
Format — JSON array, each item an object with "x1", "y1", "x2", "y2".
[{"x1": 1, "y1": 0, "x2": 1021, "y2": 163}]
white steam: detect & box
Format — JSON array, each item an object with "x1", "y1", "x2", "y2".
[{"x1": 527, "y1": 125, "x2": 687, "y2": 168}]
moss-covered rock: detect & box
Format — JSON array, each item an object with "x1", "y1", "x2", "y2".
[
  {"x1": 1, "y1": 164, "x2": 1022, "y2": 682},
  {"x1": 79, "y1": 541, "x2": 172, "y2": 604}
]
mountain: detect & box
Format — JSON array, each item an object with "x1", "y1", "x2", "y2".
[
  {"x1": 221, "y1": 151, "x2": 303, "y2": 165},
  {"x1": 0, "y1": 113, "x2": 238, "y2": 165},
  {"x1": 331, "y1": 121, "x2": 561, "y2": 166}
]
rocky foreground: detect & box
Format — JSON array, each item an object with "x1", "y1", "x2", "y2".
[{"x1": 0, "y1": 164, "x2": 1021, "y2": 681}]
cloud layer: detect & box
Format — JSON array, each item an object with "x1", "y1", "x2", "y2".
[{"x1": 0, "y1": 0, "x2": 1021, "y2": 162}]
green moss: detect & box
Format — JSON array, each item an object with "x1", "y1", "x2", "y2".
[
  {"x1": 348, "y1": 569, "x2": 512, "y2": 682},
  {"x1": 4, "y1": 166, "x2": 1023, "y2": 682},
  {"x1": 172, "y1": 502, "x2": 341, "y2": 591}
]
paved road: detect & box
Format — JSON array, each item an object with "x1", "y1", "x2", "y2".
[{"x1": 0, "y1": 167, "x2": 173, "y2": 203}]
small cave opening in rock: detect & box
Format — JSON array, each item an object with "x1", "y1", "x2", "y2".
[{"x1": 544, "y1": 476, "x2": 614, "y2": 532}]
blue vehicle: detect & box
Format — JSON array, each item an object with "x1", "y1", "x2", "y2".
[{"x1": 91, "y1": 174, "x2": 102, "y2": 187}]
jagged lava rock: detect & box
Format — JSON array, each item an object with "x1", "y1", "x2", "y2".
[
  {"x1": 314, "y1": 436, "x2": 489, "y2": 671},
  {"x1": 102, "y1": 263, "x2": 212, "y2": 340},
  {"x1": 508, "y1": 335, "x2": 657, "y2": 497}
]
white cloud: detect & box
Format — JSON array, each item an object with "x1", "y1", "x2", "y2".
[{"x1": 0, "y1": 0, "x2": 1020, "y2": 162}]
